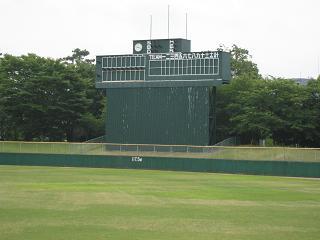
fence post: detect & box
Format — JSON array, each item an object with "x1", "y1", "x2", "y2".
[{"x1": 19, "y1": 142, "x2": 21, "y2": 153}]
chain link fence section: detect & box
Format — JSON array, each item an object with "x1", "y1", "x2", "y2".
[{"x1": 0, "y1": 141, "x2": 319, "y2": 162}]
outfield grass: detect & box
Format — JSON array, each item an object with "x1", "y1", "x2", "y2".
[{"x1": 0, "y1": 166, "x2": 319, "y2": 240}]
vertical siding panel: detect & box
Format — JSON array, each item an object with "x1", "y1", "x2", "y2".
[{"x1": 105, "y1": 87, "x2": 210, "y2": 145}]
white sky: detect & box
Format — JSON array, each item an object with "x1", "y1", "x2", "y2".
[{"x1": 0, "y1": 0, "x2": 319, "y2": 78}]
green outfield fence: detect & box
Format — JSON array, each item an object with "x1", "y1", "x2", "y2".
[
  {"x1": 0, "y1": 141, "x2": 319, "y2": 177},
  {"x1": 1, "y1": 141, "x2": 320, "y2": 162}
]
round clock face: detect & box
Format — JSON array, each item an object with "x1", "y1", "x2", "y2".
[{"x1": 134, "y1": 43, "x2": 143, "y2": 52}]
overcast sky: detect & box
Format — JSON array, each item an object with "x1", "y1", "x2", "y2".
[{"x1": 1, "y1": 0, "x2": 319, "y2": 78}]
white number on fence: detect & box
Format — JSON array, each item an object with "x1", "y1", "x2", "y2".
[{"x1": 131, "y1": 157, "x2": 142, "y2": 162}]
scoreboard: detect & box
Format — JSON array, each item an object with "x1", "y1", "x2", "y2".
[
  {"x1": 96, "y1": 37, "x2": 231, "y2": 145},
  {"x1": 96, "y1": 39, "x2": 231, "y2": 88}
]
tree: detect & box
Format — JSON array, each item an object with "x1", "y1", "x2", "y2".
[
  {"x1": 215, "y1": 45, "x2": 314, "y2": 146},
  {"x1": 61, "y1": 48, "x2": 94, "y2": 64},
  {"x1": 217, "y1": 44, "x2": 260, "y2": 79},
  {"x1": 265, "y1": 79, "x2": 310, "y2": 146},
  {"x1": 215, "y1": 45, "x2": 262, "y2": 143},
  {"x1": 303, "y1": 79, "x2": 320, "y2": 146},
  {"x1": 0, "y1": 50, "x2": 105, "y2": 142},
  {"x1": 228, "y1": 78, "x2": 310, "y2": 145},
  {"x1": 61, "y1": 49, "x2": 105, "y2": 141},
  {"x1": 227, "y1": 79, "x2": 281, "y2": 143}
]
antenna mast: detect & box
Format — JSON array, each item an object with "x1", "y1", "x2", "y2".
[
  {"x1": 185, "y1": 13, "x2": 188, "y2": 39},
  {"x1": 149, "y1": 15, "x2": 152, "y2": 40},
  {"x1": 167, "y1": 5, "x2": 170, "y2": 39}
]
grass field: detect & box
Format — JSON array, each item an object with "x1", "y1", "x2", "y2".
[{"x1": 0, "y1": 165, "x2": 319, "y2": 240}]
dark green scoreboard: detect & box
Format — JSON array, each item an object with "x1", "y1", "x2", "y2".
[
  {"x1": 96, "y1": 38, "x2": 231, "y2": 145},
  {"x1": 96, "y1": 39, "x2": 230, "y2": 88}
]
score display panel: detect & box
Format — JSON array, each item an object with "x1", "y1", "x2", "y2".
[{"x1": 96, "y1": 51, "x2": 231, "y2": 88}]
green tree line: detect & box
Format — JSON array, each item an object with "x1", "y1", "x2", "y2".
[
  {"x1": 0, "y1": 49, "x2": 105, "y2": 142},
  {"x1": 1, "y1": 47, "x2": 319, "y2": 146},
  {"x1": 216, "y1": 45, "x2": 320, "y2": 147}
]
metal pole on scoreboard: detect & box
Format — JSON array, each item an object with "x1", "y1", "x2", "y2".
[
  {"x1": 167, "y1": 5, "x2": 170, "y2": 39},
  {"x1": 185, "y1": 13, "x2": 188, "y2": 39},
  {"x1": 150, "y1": 15, "x2": 152, "y2": 40}
]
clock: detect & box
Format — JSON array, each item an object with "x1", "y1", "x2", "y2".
[{"x1": 134, "y1": 43, "x2": 143, "y2": 52}]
